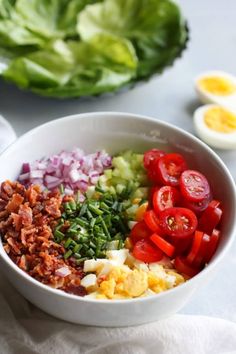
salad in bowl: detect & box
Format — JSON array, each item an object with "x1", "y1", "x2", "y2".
[
  {"x1": 0, "y1": 147, "x2": 223, "y2": 300},
  {"x1": 0, "y1": 112, "x2": 234, "y2": 326}
]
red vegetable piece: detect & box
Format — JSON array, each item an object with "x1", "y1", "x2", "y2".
[
  {"x1": 155, "y1": 153, "x2": 188, "y2": 187},
  {"x1": 143, "y1": 149, "x2": 165, "y2": 170},
  {"x1": 174, "y1": 256, "x2": 200, "y2": 278},
  {"x1": 130, "y1": 221, "x2": 150, "y2": 244},
  {"x1": 153, "y1": 186, "x2": 180, "y2": 214},
  {"x1": 170, "y1": 232, "x2": 193, "y2": 256},
  {"x1": 186, "y1": 230, "x2": 204, "y2": 265},
  {"x1": 180, "y1": 170, "x2": 211, "y2": 203},
  {"x1": 198, "y1": 200, "x2": 222, "y2": 234},
  {"x1": 204, "y1": 229, "x2": 220, "y2": 263},
  {"x1": 159, "y1": 207, "x2": 198, "y2": 239},
  {"x1": 132, "y1": 239, "x2": 163, "y2": 263},
  {"x1": 181, "y1": 193, "x2": 212, "y2": 215},
  {"x1": 150, "y1": 233, "x2": 175, "y2": 258},
  {"x1": 144, "y1": 210, "x2": 164, "y2": 235},
  {"x1": 148, "y1": 186, "x2": 160, "y2": 207}
]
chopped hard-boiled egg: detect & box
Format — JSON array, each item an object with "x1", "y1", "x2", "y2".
[
  {"x1": 195, "y1": 71, "x2": 236, "y2": 110},
  {"x1": 194, "y1": 104, "x2": 236, "y2": 149},
  {"x1": 80, "y1": 274, "x2": 97, "y2": 289},
  {"x1": 106, "y1": 249, "x2": 129, "y2": 265},
  {"x1": 83, "y1": 250, "x2": 185, "y2": 300}
]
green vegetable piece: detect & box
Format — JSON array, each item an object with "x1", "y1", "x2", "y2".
[{"x1": 64, "y1": 249, "x2": 73, "y2": 259}]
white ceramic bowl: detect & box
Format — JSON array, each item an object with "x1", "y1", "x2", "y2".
[{"x1": 0, "y1": 112, "x2": 235, "y2": 327}]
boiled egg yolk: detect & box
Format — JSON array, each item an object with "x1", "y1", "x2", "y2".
[
  {"x1": 198, "y1": 76, "x2": 236, "y2": 96},
  {"x1": 204, "y1": 106, "x2": 236, "y2": 133}
]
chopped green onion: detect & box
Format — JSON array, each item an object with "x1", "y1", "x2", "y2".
[
  {"x1": 88, "y1": 203, "x2": 103, "y2": 215},
  {"x1": 79, "y1": 203, "x2": 87, "y2": 217},
  {"x1": 64, "y1": 249, "x2": 73, "y2": 259},
  {"x1": 64, "y1": 238, "x2": 73, "y2": 249}
]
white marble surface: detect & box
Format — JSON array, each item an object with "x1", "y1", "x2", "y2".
[{"x1": 0, "y1": 0, "x2": 235, "y2": 321}]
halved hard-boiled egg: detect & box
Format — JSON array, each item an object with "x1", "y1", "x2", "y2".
[
  {"x1": 194, "y1": 104, "x2": 236, "y2": 149},
  {"x1": 195, "y1": 71, "x2": 236, "y2": 110}
]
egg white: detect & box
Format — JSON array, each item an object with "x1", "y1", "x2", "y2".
[
  {"x1": 195, "y1": 71, "x2": 236, "y2": 110},
  {"x1": 193, "y1": 104, "x2": 236, "y2": 150}
]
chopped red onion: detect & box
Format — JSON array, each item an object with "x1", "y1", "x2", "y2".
[
  {"x1": 18, "y1": 148, "x2": 112, "y2": 195},
  {"x1": 55, "y1": 266, "x2": 71, "y2": 277}
]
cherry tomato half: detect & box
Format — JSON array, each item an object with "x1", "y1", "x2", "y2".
[
  {"x1": 153, "y1": 186, "x2": 180, "y2": 214},
  {"x1": 143, "y1": 149, "x2": 165, "y2": 170},
  {"x1": 174, "y1": 256, "x2": 200, "y2": 278},
  {"x1": 132, "y1": 239, "x2": 163, "y2": 263},
  {"x1": 181, "y1": 193, "x2": 212, "y2": 215},
  {"x1": 155, "y1": 153, "x2": 188, "y2": 187},
  {"x1": 150, "y1": 233, "x2": 175, "y2": 257},
  {"x1": 130, "y1": 221, "x2": 150, "y2": 244},
  {"x1": 204, "y1": 229, "x2": 220, "y2": 263},
  {"x1": 180, "y1": 170, "x2": 211, "y2": 203},
  {"x1": 198, "y1": 200, "x2": 222, "y2": 234},
  {"x1": 159, "y1": 207, "x2": 198, "y2": 238},
  {"x1": 144, "y1": 210, "x2": 164, "y2": 235}
]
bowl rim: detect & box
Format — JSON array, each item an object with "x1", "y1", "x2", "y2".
[{"x1": 0, "y1": 111, "x2": 235, "y2": 304}]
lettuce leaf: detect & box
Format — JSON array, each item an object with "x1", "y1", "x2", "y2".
[
  {"x1": 3, "y1": 34, "x2": 137, "y2": 96},
  {"x1": 78, "y1": 0, "x2": 187, "y2": 79},
  {"x1": 0, "y1": 0, "x2": 188, "y2": 98}
]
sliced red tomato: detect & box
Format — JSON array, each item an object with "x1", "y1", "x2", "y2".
[
  {"x1": 150, "y1": 233, "x2": 175, "y2": 257},
  {"x1": 148, "y1": 186, "x2": 160, "y2": 207},
  {"x1": 181, "y1": 193, "x2": 211, "y2": 215},
  {"x1": 204, "y1": 229, "x2": 220, "y2": 263},
  {"x1": 132, "y1": 239, "x2": 163, "y2": 263},
  {"x1": 143, "y1": 149, "x2": 165, "y2": 170},
  {"x1": 154, "y1": 153, "x2": 188, "y2": 187},
  {"x1": 130, "y1": 221, "x2": 150, "y2": 244},
  {"x1": 198, "y1": 200, "x2": 222, "y2": 234},
  {"x1": 144, "y1": 210, "x2": 164, "y2": 235},
  {"x1": 170, "y1": 233, "x2": 193, "y2": 256},
  {"x1": 153, "y1": 186, "x2": 180, "y2": 214},
  {"x1": 180, "y1": 170, "x2": 211, "y2": 202},
  {"x1": 159, "y1": 207, "x2": 198, "y2": 238},
  {"x1": 174, "y1": 256, "x2": 200, "y2": 278},
  {"x1": 186, "y1": 230, "x2": 211, "y2": 268}
]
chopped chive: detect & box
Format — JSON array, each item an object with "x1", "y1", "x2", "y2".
[
  {"x1": 67, "y1": 229, "x2": 78, "y2": 236},
  {"x1": 86, "y1": 209, "x2": 93, "y2": 219},
  {"x1": 95, "y1": 186, "x2": 104, "y2": 193},
  {"x1": 75, "y1": 257, "x2": 88, "y2": 265},
  {"x1": 64, "y1": 238, "x2": 73, "y2": 248},
  {"x1": 64, "y1": 249, "x2": 73, "y2": 259},
  {"x1": 76, "y1": 218, "x2": 89, "y2": 228},
  {"x1": 82, "y1": 244, "x2": 89, "y2": 251},
  {"x1": 79, "y1": 203, "x2": 87, "y2": 217},
  {"x1": 100, "y1": 202, "x2": 109, "y2": 210},
  {"x1": 54, "y1": 229, "x2": 65, "y2": 239},
  {"x1": 112, "y1": 201, "x2": 118, "y2": 210},
  {"x1": 74, "y1": 252, "x2": 82, "y2": 259},
  {"x1": 90, "y1": 218, "x2": 96, "y2": 228},
  {"x1": 89, "y1": 241, "x2": 96, "y2": 249},
  {"x1": 88, "y1": 204, "x2": 103, "y2": 216},
  {"x1": 87, "y1": 249, "x2": 95, "y2": 257},
  {"x1": 69, "y1": 200, "x2": 76, "y2": 211},
  {"x1": 73, "y1": 244, "x2": 82, "y2": 253},
  {"x1": 101, "y1": 219, "x2": 109, "y2": 237},
  {"x1": 117, "y1": 203, "x2": 123, "y2": 212}
]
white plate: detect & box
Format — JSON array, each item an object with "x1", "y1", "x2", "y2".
[{"x1": 0, "y1": 115, "x2": 16, "y2": 153}]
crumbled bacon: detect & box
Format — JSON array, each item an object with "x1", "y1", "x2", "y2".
[{"x1": 0, "y1": 181, "x2": 86, "y2": 296}]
